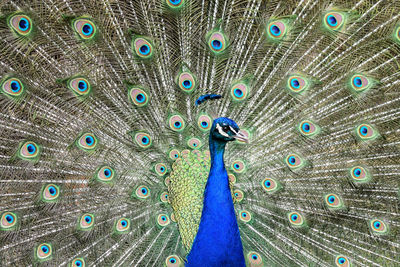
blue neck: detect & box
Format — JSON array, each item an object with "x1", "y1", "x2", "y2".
[{"x1": 186, "y1": 137, "x2": 245, "y2": 266}]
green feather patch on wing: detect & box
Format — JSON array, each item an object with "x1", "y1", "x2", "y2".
[
  {"x1": 168, "y1": 150, "x2": 210, "y2": 251},
  {"x1": 168, "y1": 149, "x2": 239, "y2": 251}
]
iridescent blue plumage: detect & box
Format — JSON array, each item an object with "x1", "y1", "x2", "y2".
[
  {"x1": 195, "y1": 94, "x2": 222, "y2": 106},
  {"x1": 186, "y1": 118, "x2": 246, "y2": 266}
]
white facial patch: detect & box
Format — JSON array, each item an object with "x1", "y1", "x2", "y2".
[
  {"x1": 216, "y1": 123, "x2": 230, "y2": 138},
  {"x1": 229, "y1": 126, "x2": 238, "y2": 135}
]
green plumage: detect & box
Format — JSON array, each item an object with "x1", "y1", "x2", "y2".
[
  {"x1": 169, "y1": 149, "x2": 210, "y2": 251},
  {"x1": 0, "y1": 0, "x2": 399, "y2": 266}
]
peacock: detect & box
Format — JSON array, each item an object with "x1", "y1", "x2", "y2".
[{"x1": 0, "y1": 0, "x2": 399, "y2": 266}]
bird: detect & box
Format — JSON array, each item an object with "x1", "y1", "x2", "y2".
[{"x1": 0, "y1": 0, "x2": 399, "y2": 266}]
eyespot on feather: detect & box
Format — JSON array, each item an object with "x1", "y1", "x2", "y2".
[
  {"x1": 288, "y1": 212, "x2": 306, "y2": 228},
  {"x1": 230, "y1": 82, "x2": 249, "y2": 102},
  {"x1": 323, "y1": 11, "x2": 346, "y2": 31},
  {"x1": 73, "y1": 18, "x2": 97, "y2": 40},
  {"x1": 239, "y1": 210, "x2": 252, "y2": 223},
  {"x1": 68, "y1": 77, "x2": 91, "y2": 97},
  {"x1": 233, "y1": 189, "x2": 244, "y2": 202},
  {"x1": 96, "y1": 166, "x2": 115, "y2": 183},
  {"x1": 231, "y1": 160, "x2": 246, "y2": 173},
  {"x1": 1, "y1": 212, "x2": 18, "y2": 230},
  {"x1": 134, "y1": 185, "x2": 150, "y2": 199},
  {"x1": 187, "y1": 138, "x2": 202, "y2": 150},
  {"x1": 298, "y1": 120, "x2": 320, "y2": 137},
  {"x1": 349, "y1": 166, "x2": 371, "y2": 183},
  {"x1": 160, "y1": 192, "x2": 169, "y2": 203},
  {"x1": 335, "y1": 255, "x2": 351, "y2": 267},
  {"x1": 170, "y1": 213, "x2": 177, "y2": 223},
  {"x1": 350, "y1": 75, "x2": 370, "y2": 92},
  {"x1": 132, "y1": 36, "x2": 154, "y2": 59},
  {"x1": 169, "y1": 149, "x2": 180, "y2": 160},
  {"x1": 9, "y1": 14, "x2": 33, "y2": 36},
  {"x1": 247, "y1": 251, "x2": 263, "y2": 266},
  {"x1": 41, "y1": 184, "x2": 60, "y2": 202},
  {"x1": 78, "y1": 213, "x2": 94, "y2": 230},
  {"x1": 133, "y1": 132, "x2": 152, "y2": 148},
  {"x1": 206, "y1": 29, "x2": 228, "y2": 55},
  {"x1": 1, "y1": 77, "x2": 25, "y2": 97},
  {"x1": 168, "y1": 114, "x2": 185, "y2": 132},
  {"x1": 76, "y1": 133, "x2": 98, "y2": 151},
  {"x1": 164, "y1": 177, "x2": 171, "y2": 187},
  {"x1": 261, "y1": 178, "x2": 281, "y2": 193},
  {"x1": 355, "y1": 123, "x2": 378, "y2": 141},
  {"x1": 177, "y1": 71, "x2": 197, "y2": 93},
  {"x1": 369, "y1": 219, "x2": 389, "y2": 235},
  {"x1": 266, "y1": 20, "x2": 288, "y2": 41},
  {"x1": 35, "y1": 243, "x2": 52, "y2": 261},
  {"x1": 129, "y1": 86, "x2": 149, "y2": 107},
  {"x1": 70, "y1": 258, "x2": 85, "y2": 267},
  {"x1": 155, "y1": 163, "x2": 168, "y2": 176},
  {"x1": 165, "y1": 255, "x2": 183, "y2": 266},
  {"x1": 286, "y1": 75, "x2": 310, "y2": 94},
  {"x1": 18, "y1": 141, "x2": 40, "y2": 160},
  {"x1": 228, "y1": 173, "x2": 236, "y2": 184},
  {"x1": 324, "y1": 193, "x2": 344, "y2": 210},
  {"x1": 157, "y1": 214, "x2": 170, "y2": 227},
  {"x1": 115, "y1": 218, "x2": 130, "y2": 233},
  {"x1": 197, "y1": 114, "x2": 213, "y2": 131},
  {"x1": 285, "y1": 153, "x2": 305, "y2": 169}
]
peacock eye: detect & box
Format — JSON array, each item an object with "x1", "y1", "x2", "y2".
[
  {"x1": 71, "y1": 258, "x2": 85, "y2": 267},
  {"x1": 133, "y1": 132, "x2": 152, "y2": 148},
  {"x1": 267, "y1": 20, "x2": 288, "y2": 40},
  {"x1": 169, "y1": 114, "x2": 185, "y2": 132},
  {"x1": 355, "y1": 123, "x2": 379, "y2": 141},
  {"x1": 157, "y1": 214, "x2": 170, "y2": 227},
  {"x1": 247, "y1": 251, "x2": 263, "y2": 265},
  {"x1": 206, "y1": 29, "x2": 228, "y2": 55},
  {"x1": 177, "y1": 72, "x2": 197, "y2": 93},
  {"x1": 230, "y1": 81, "x2": 250, "y2": 102},
  {"x1": 1, "y1": 212, "x2": 18, "y2": 230},
  {"x1": 9, "y1": 14, "x2": 33, "y2": 36},
  {"x1": 155, "y1": 163, "x2": 168, "y2": 176},
  {"x1": 42, "y1": 184, "x2": 60, "y2": 202},
  {"x1": 115, "y1": 218, "x2": 130, "y2": 233},
  {"x1": 187, "y1": 137, "x2": 202, "y2": 149},
  {"x1": 165, "y1": 255, "x2": 182, "y2": 266},
  {"x1": 18, "y1": 141, "x2": 40, "y2": 160},
  {"x1": 129, "y1": 86, "x2": 149, "y2": 107},
  {"x1": 134, "y1": 185, "x2": 150, "y2": 199},
  {"x1": 323, "y1": 12, "x2": 345, "y2": 31},
  {"x1": 76, "y1": 133, "x2": 98, "y2": 151},
  {"x1": 335, "y1": 255, "x2": 350, "y2": 267},
  {"x1": 96, "y1": 166, "x2": 115, "y2": 183},
  {"x1": 222, "y1": 126, "x2": 229, "y2": 132},
  {"x1": 36, "y1": 243, "x2": 52, "y2": 261},
  {"x1": 369, "y1": 219, "x2": 388, "y2": 235},
  {"x1": 2, "y1": 77, "x2": 25, "y2": 97},
  {"x1": 132, "y1": 36, "x2": 154, "y2": 59},
  {"x1": 78, "y1": 213, "x2": 95, "y2": 230},
  {"x1": 67, "y1": 77, "x2": 91, "y2": 98},
  {"x1": 73, "y1": 18, "x2": 97, "y2": 40},
  {"x1": 324, "y1": 193, "x2": 345, "y2": 210}
]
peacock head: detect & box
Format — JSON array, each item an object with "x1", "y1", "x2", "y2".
[{"x1": 211, "y1": 117, "x2": 248, "y2": 143}]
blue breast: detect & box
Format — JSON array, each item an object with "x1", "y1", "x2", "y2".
[{"x1": 186, "y1": 139, "x2": 245, "y2": 266}]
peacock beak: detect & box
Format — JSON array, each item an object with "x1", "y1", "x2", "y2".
[{"x1": 232, "y1": 130, "x2": 249, "y2": 143}]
